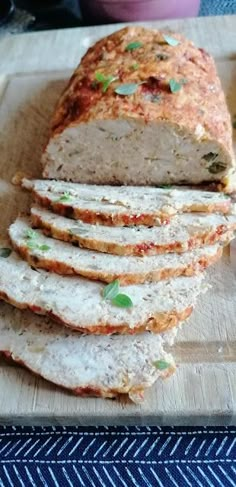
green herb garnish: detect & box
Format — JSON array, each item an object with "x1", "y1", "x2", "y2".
[
  {"x1": 0, "y1": 248, "x2": 12, "y2": 258},
  {"x1": 25, "y1": 229, "x2": 50, "y2": 252},
  {"x1": 56, "y1": 192, "x2": 72, "y2": 203},
  {"x1": 153, "y1": 360, "x2": 170, "y2": 370},
  {"x1": 95, "y1": 72, "x2": 119, "y2": 93},
  {"x1": 103, "y1": 279, "x2": 120, "y2": 300},
  {"x1": 25, "y1": 229, "x2": 37, "y2": 239},
  {"x1": 169, "y1": 79, "x2": 182, "y2": 93},
  {"x1": 115, "y1": 83, "x2": 141, "y2": 96},
  {"x1": 130, "y1": 62, "x2": 139, "y2": 71},
  {"x1": 125, "y1": 41, "x2": 143, "y2": 51},
  {"x1": 102, "y1": 280, "x2": 133, "y2": 308},
  {"x1": 111, "y1": 294, "x2": 133, "y2": 308},
  {"x1": 38, "y1": 244, "x2": 51, "y2": 252},
  {"x1": 163, "y1": 34, "x2": 180, "y2": 47},
  {"x1": 160, "y1": 185, "x2": 172, "y2": 189}
]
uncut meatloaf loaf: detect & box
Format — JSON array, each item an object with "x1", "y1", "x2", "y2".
[{"x1": 42, "y1": 26, "x2": 235, "y2": 187}]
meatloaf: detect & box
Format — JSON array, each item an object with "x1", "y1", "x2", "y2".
[
  {"x1": 0, "y1": 303, "x2": 176, "y2": 402},
  {"x1": 0, "y1": 248, "x2": 204, "y2": 334},
  {"x1": 9, "y1": 216, "x2": 222, "y2": 284},
  {"x1": 42, "y1": 26, "x2": 235, "y2": 188}
]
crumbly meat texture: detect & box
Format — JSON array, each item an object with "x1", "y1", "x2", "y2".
[
  {"x1": 9, "y1": 217, "x2": 223, "y2": 285},
  {"x1": 0, "y1": 303, "x2": 176, "y2": 401},
  {"x1": 0, "y1": 249, "x2": 204, "y2": 334},
  {"x1": 22, "y1": 178, "x2": 232, "y2": 226},
  {"x1": 42, "y1": 26, "x2": 235, "y2": 187},
  {"x1": 30, "y1": 204, "x2": 236, "y2": 256}
]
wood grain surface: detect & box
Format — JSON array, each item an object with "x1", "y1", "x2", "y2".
[{"x1": 0, "y1": 15, "x2": 235, "y2": 425}]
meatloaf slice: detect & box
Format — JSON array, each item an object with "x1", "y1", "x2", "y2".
[
  {"x1": 23, "y1": 178, "x2": 232, "y2": 226},
  {"x1": 41, "y1": 26, "x2": 235, "y2": 187},
  {"x1": 31, "y1": 205, "x2": 236, "y2": 256},
  {"x1": 9, "y1": 217, "x2": 222, "y2": 285},
  {"x1": 0, "y1": 248, "x2": 204, "y2": 334},
  {"x1": 0, "y1": 303, "x2": 176, "y2": 402}
]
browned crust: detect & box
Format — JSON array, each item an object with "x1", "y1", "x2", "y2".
[
  {"x1": 43, "y1": 26, "x2": 234, "y2": 174},
  {"x1": 2, "y1": 351, "x2": 176, "y2": 400},
  {"x1": 0, "y1": 289, "x2": 193, "y2": 335},
  {"x1": 33, "y1": 192, "x2": 231, "y2": 226},
  {"x1": 11, "y1": 238, "x2": 223, "y2": 285},
  {"x1": 31, "y1": 211, "x2": 233, "y2": 256}
]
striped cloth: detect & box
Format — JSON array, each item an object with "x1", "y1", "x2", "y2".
[
  {"x1": 0, "y1": 426, "x2": 235, "y2": 486},
  {"x1": 200, "y1": 0, "x2": 236, "y2": 15}
]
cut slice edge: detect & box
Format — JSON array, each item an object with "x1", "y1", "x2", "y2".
[
  {"x1": 30, "y1": 204, "x2": 236, "y2": 256},
  {"x1": 22, "y1": 178, "x2": 232, "y2": 226},
  {"x1": 9, "y1": 216, "x2": 223, "y2": 284}
]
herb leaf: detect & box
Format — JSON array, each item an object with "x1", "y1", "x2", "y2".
[
  {"x1": 169, "y1": 79, "x2": 182, "y2": 93},
  {"x1": 163, "y1": 34, "x2": 180, "y2": 47},
  {"x1": 125, "y1": 41, "x2": 143, "y2": 51},
  {"x1": 208, "y1": 162, "x2": 227, "y2": 174},
  {"x1": 111, "y1": 293, "x2": 133, "y2": 308},
  {"x1": 153, "y1": 359, "x2": 170, "y2": 370},
  {"x1": 115, "y1": 83, "x2": 141, "y2": 96},
  {"x1": 25, "y1": 229, "x2": 37, "y2": 239},
  {"x1": 130, "y1": 62, "x2": 139, "y2": 71},
  {"x1": 38, "y1": 244, "x2": 51, "y2": 252},
  {"x1": 0, "y1": 247, "x2": 12, "y2": 258},
  {"x1": 56, "y1": 192, "x2": 72, "y2": 203},
  {"x1": 103, "y1": 279, "x2": 119, "y2": 300},
  {"x1": 160, "y1": 185, "x2": 172, "y2": 189},
  {"x1": 95, "y1": 72, "x2": 118, "y2": 93}
]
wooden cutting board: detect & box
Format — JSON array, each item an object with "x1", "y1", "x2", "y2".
[{"x1": 0, "y1": 15, "x2": 235, "y2": 426}]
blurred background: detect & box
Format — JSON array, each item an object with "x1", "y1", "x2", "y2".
[{"x1": 0, "y1": 0, "x2": 236, "y2": 33}]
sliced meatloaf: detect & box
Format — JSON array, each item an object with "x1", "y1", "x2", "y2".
[
  {"x1": 22, "y1": 178, "x2": 232, "y2": 226},
  {"x1": 0, "y1": 249, "x2": 205, "y2": 334},
  {"x1": 31, "y1": 205, "x2": 236, "y2": 256},
  {"x1": 0, "y1": 303, "x2": 176, "y2": 401},
  {"x1": 41, "y1": 26, "x2": 235, "y2": 187},
  {"x1": 9, "y1": 217, "x2": 222, "y2": 285}
]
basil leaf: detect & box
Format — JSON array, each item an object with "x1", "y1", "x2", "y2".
[
  {"x1": 125, "y1": 41, "x2": 143, "y2": 51},
  {"x1": 115, "y1": 83, "x2": 140, "y2": 96},
  {"x1": 160, "y1": 185, "x2": 172, "y2": 189},
  {"x1": 163, "y1": 34, "x2": 180, "y2": 46},
  {"x1": 153, "y1": 359, "x2": 170, "y2": 370},
  {"x1": 0, "y1": 248, "x2": 12, "y2": 258},
  {"x1": 103, "y1": 279, "x2": 119, "y2": 300},
  {"x1": 169, "y1": 79, "x2": 182, "y2": 93},
  {"x1": 111, "y1": 293, "x2": 133, "y2": 308},
  {"x1": 25, "y1": 229, "x2": 37, "y2": 239},
  {"x1": 38, "y1": 244, "x2": 50, "y2": 252}
]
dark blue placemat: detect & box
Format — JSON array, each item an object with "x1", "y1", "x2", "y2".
[
  {"x1": 200, "y1": 0, "x2": 236, "y2": 15},
  {"x1": 0, "y1": 426, "x2": 235, "y2": 486}
]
